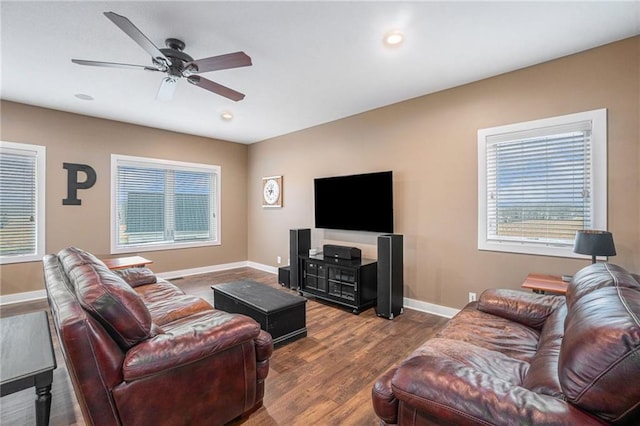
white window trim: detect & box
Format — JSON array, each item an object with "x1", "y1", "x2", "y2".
[
  {"x1": 0, "y1": 141, "x2": 46, "y2": 264},
  {"x1": 477, "y1": 108, "x2": 607, "y2": 259},
  {"x1": 111, "y1": 154, "x2": 221, "y2": 254}
]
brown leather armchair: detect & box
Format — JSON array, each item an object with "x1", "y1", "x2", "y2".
[
  {"x1": 44, "y1": 247, "x2": 273, "y2": 425},
  {"x1": 372, "y1": 263, "x2": 640, "y2": 425}
]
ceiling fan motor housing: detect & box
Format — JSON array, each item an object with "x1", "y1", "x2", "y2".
[{"x1": 161, "y1": 38, "x2": 196, "y2": 77}]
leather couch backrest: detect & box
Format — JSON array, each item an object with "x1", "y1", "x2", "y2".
[
  {"x1": 58, "y1": 247, "x2": 153, "y2": 350},
  {"x1": 44, "y1": 253, "x2": 126, "y2": 426},
  {"x1": 565, "y1": 262, "x2": 640, "y2": 310},
  {"x1": 560, "y1": 263, "x2": 640, "y2": 424}
]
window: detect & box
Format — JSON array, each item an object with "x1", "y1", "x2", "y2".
[
  {"x1": 0, "y1": 141, "x2": 46, "y2": 264},
  {"x1": 111, "y1": 155, "x2": 220, "y2": 253},
  {"x1": 478, "y1": 109, "x2": 607, "y2": 258}
]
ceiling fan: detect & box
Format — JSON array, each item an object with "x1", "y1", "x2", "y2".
[{"x1": 72, "y1": 12, "x2": 251, "y2": 102}]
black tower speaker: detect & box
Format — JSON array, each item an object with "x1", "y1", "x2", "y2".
[
  {"x1": 278, "y1": 266, "x2": 290, "y2": 288},
  {"x1": 376, "y1": 234, "x2": 403, "y2": 319},
  {"x1": 289, "y1": 229, "x2": 311, "y2": 290}
]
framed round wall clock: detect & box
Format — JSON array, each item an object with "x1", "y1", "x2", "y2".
[{"x1": 262, "y1": 175, "x2": 283, "y2": 207}]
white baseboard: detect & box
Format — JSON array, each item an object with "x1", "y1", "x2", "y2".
[
  {"x1": 403, "y1": 297, "x2": 460, "y2": 319},
  {"x1": 156, "y1": 261, "x2": 251, "y2": 280},
  {"x1": 246, "y1": 261, "x2": 278, "y2": 274},
  {"x1": 0, "y1": 261, "x2": 460, "y2": 319}
]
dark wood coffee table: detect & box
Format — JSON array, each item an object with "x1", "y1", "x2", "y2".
[
  {"x1": 1, "y1": 311, "x2": 57, "y2": 426},
  {"x1": 212, "y1": 280, "x2": 307, "y2": 347}
]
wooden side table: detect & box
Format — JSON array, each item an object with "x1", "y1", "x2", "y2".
[
  {"x1": 1, "y1": 311, "x2": 57, "y2": 426},
  {"x1": 102, "y1": 255, "x2": 152, "y2": 270},
  {"x1": 521, "y1": 273, "x2": 569, "y2": 295}
]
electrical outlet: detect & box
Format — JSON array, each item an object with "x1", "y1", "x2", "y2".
[
  {"x1": 277, "y1": 256, "x2": 281, "y2": 264},
  {"x1": 469, "y1": 292, "x2": 477, "y2": 303}
]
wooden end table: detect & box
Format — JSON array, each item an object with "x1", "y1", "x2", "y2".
[
  {"x1": 103, "y1": 255, "x2": 152, "y2": 270},
  {"x1": 1, "y1": 311, "x2": 57, "y2": 426},
  {"x1": 521, "y1": 273, "x2": 569, "y2": 295}
]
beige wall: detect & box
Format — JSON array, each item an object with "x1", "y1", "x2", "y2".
[
  {"x1": 0, "y1": 101, "x2": 248, "y2": 295},
  {"x1": 248, "y1": 37, "x2": 640, "y2": 309},
  {"x1": 2, "y1": 37, "x2": 638, "y2": 307}
]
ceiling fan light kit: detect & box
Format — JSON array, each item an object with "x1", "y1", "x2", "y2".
[
  {"x1": 157, "y1": 77, "x2": 178, "y2": 102},
  {"x1": 72, "y1": 11, "x2": 252, "y2": 102}
]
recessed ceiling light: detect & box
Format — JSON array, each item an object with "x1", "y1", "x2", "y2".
[
  {"x1": 384, "y1": 31, "x2": 404, "y2": 47},
  {"x1": 221, "y1": 111, "x2": 233, "y2": 121},
  {"x1": 74, "y1": 93, "x2": 94, "y2": 101}
]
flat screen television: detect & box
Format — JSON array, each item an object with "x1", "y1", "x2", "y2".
[{"x1": 314, "y1": 171, "x2": 393, "y2": 233}]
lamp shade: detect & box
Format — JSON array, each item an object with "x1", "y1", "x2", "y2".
[{"x1": 573, "y1": 230, "x2": 616, "y2": 263}]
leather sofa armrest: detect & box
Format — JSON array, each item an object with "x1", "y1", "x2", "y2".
[
  {"x1": 112, "y1": 267, "x2": 157, "y2": 288},
  {"x1": 122, "y1": 313, "x2": 262, "y2": 381},
  {"x1": 254, "y1": 329, "x2": 273, "y2": 362},
  {"x1": 391, "y1": 355, "x2": 605, "y2": 425},
  {"x1": 372, "y1": 367, "x2": 400, "y2": 425},
  {"x1": 254, "y1": 330, "x2": 273, "y2": 381},
  {"x1": 477, "y1": 288, "x2": 564, "y2": 330}
]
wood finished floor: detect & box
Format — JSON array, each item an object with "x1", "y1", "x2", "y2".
[{"x1": 0, "y1": 267, "x2": 448, "y2": 425}]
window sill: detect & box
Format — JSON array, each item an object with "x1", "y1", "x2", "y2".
[
  {"x1": 111, "y1": 240, "x2": 220, "y2": 255},
  {"x1": 478, "y1": 240, "x2": 602, "y2": 260}
]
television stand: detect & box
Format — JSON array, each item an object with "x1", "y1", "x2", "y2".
[{"x1": 298, "y1": 255, "x2": 377, "y2": 314}]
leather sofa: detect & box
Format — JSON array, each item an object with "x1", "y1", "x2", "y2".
[
  {"x1": 372, "y1": 262, "x2": 640, "y2": 425},
  {"x1": 43, "y1": 247, "x2": 273, "y2": 426}
]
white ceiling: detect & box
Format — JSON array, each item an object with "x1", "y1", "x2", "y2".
[{"x1": 2, "y1": 1, "x2": 639, "y2": 144}]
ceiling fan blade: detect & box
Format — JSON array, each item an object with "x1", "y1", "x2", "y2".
[
  {"x1": 103, "y1": 11, "x2": 171, "y2": 66},
  {"x1": 187, "y1": 75, "x2": 245, "y2": 101},
  {"x1": 157, "y1": 77, "x2": 178, "y2": 101},
  {"x1": 188, "y1": 52, "x2": 252, "y2": 73},
  {"x1": 72, "y1": 59, "x2": 163, "y2": 71}
]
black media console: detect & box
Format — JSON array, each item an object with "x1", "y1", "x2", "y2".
[{"x1": 298, "y1": 254, "x2": 377, "y2": 314}]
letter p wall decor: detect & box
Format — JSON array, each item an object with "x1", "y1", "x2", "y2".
[{"x1": 63, "y1": 163, "x2": 97, "y2": 205}]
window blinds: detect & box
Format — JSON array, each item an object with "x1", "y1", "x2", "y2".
[
  {"x1": 485, "y1": 120, "x2": 592, "y2": 246},
  {"x1": 115, "y1": 158, "x2": 217, "y2": 248},
  {"x1": 0, "y1": 147, "x2": 38, "y2": 257}
]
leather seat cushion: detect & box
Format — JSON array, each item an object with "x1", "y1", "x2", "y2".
[
  {"x1": 436, "y1": 304, "x2": 540, "y2": 363},
  {"x1": 404, "y1": 337, "x2": 530, "y2": 386},
  {"x1": 134, "y1": 281, "x2": 213, "y2": 326}
]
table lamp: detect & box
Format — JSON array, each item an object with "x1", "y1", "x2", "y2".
[{"x1": 573, "y1": 230, "x2": 616, "y2": 264}]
